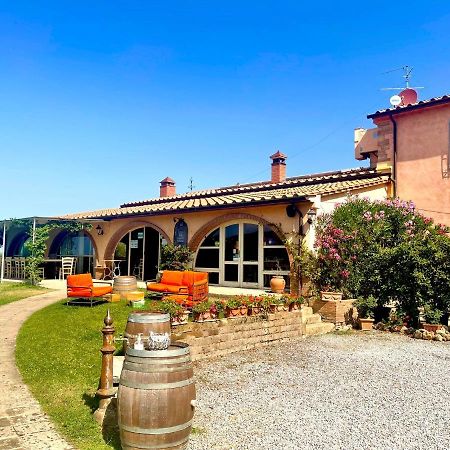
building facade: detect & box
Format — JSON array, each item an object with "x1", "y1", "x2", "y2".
[{"x1": 355, "y1": 94, "x2": 450, "y2": 226}]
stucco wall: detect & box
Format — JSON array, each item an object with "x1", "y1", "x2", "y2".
[{"x1": 394, "y1": 104, "x2": 450, "y2": 226}]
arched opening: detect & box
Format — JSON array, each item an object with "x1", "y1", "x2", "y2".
[
  {"x1": 194, "y1": 221, "x2": 290, "y2": 289},
  {"x1": 113, "y1": 226, "x2": 162, "y2": 281},
  {"x1": 49, "y1": 230, "x2": 94, "y2": 274},
  {"x1": 6, "y1": 232, "x2": 31, "y2": 257}
]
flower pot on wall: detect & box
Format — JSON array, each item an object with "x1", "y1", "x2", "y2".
[
  {"x1": 270, "y1": 276, "x2": 286, "y2": 294},
  {"x1": 320, "y1": 291, "x2": 343, "y2": 302}
]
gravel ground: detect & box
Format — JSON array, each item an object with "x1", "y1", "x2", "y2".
[{"x1": 188, "y1": 332, "x2": 450, "y2": 450}]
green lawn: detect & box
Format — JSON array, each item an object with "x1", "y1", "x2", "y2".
[
  {"x1": 0, "y1": 282, "x2": 47, "y2": 306},
  {"x1": 15, "y1": 294, "x2": 229, "y2": 449},
  {"x1": 16, "y1": 300, "x2": 132, "y2": 450}
]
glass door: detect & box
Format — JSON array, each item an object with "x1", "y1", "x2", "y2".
[{"x1": 222, "y1": 223, "x2": 260, "y2": 287}]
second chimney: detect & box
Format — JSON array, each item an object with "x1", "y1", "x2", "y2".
[
  {"x1": 270, "y1": 150, "x2": 287, "y2": 183},
  {"x1": 160, "y1": 177, "x2": 176, "y2": 197}
]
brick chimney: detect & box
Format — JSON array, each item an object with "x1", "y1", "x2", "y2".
[
  {"x1": 270, "y1": 150, "x2": 287, "y2": 183},
  {"x1": 160, "y1": 177, "x2": 176, "y2": 197}
]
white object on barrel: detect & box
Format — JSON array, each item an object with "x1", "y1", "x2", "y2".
[{"x1": 147, "y1": 331, "x2": 170, "y2": 350}]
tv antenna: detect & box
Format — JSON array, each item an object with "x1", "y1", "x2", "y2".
[
  {"x1": 188, "y1": 177, "x2": 196, "y2": 191},
  {"x1": 381, "y1": 65, "x2": 424, "y2": 106}
]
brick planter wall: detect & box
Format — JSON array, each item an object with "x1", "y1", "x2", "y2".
[
  {"x1": 311, "y1": 298, "x2": 356, "y2": 325},
  {"x1": 171, "y1": 311, "x2": 305, "y2": 361}
]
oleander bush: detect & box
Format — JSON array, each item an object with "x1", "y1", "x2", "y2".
[{"x1": 313, "y1": 197, "x2": 450, "y2": 324}]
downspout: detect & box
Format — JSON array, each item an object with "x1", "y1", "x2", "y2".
[{"x1": 388, "y1": 113, "x2": 398, "y2": 198}]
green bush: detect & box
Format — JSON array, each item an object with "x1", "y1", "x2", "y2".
[
  {"x1": 423, "y1": 305, "x2": 443, "y2": 324},
  {"x1": 159, "y1": 244, "x2": 193, "y2": 271},
  {"x1": 314, "y1": 197, "x2": 450, "y2": 322},
  {"x1": 353, "y1": 295, "x2": 377, "y2": 319}
]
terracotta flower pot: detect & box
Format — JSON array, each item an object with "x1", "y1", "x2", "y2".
[
  {"x1": 225, "y1": 307, "x2": 239, "y2": 318},
  {"x1": 194, "y1": 311, "x2": 217, "y2": 322},
  {"x1": 171, "y1": 311, "x2": 189, "y2": 326},
  {"x1": 289, "y1": 302, "x2": 300, "y2": 311},
  {"x1": 248, "y1": 306, "x2": 261, "y2": 316},
  {"x1": 359, "y1": 318, "x2": 375, "y2": 331},
  {"x1": 320, "y1": 291, "x2": 343, "y2": 302},
  {"x1": 423, "y1": 323, "x2": 443, "y2": 333},
  {"x1": 270, "y1": 276, "x2": 286, "y2": 293}
]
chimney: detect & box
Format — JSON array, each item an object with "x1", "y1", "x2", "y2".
[
  {"x1": 270, "y1": 150, "x2": 287, "y2": 183},
  {"x1": 160, "y1": 177, "x2": 176, "y2": 197}
]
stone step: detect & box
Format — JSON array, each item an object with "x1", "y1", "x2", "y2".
[
  {"x1": 304, "y1": 322, "x2": 335, "y2": 336},
  {"x1": 306, "y1": 314, "x2": 321, "y2": 324},
  {"x1": 301, "y1": 306, "x2": 313, "y2": 316}
]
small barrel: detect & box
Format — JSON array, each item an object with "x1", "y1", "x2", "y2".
[
  {"x1": 113, "y1": 276, "x2": 138, "y2": 300},
  {"x1": 124, "y1": 311, "x2": 171, "y2": 353},
  {"x1": 117, "y1": 342, "x2": 196, "y2": 450}
]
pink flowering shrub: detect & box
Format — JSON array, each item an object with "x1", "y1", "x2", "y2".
[{"x1": 314, "y1": 196, "x2": 450, "y2": 323}]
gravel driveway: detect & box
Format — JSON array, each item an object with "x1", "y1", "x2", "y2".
[{"x1": 189, "y1": 332, "x2": 450, "y2": 450}]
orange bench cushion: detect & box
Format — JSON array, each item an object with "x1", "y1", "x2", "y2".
[
  {"x1": 161, "y1": 270, "x2": 185, "y2": 286},
  {"x1": 146, "y1": 283, "x2": 187, "y2": 293}
]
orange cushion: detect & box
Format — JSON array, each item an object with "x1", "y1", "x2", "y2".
[
  {"x1": 67, "y1": 274, "x2": 93, "y2": 288},
  {"x1": 92, "y1": 286, "x2": 113, "y2": 297},
  {"x1": 161, "y1": 271, "x2": 184, "y2": 286},
  {"x1": 182, "y1": 271, "x2": 194, "y2": 286},
  {"x1": 147, "y1": 283, "x2": 186, "y2": 293}
]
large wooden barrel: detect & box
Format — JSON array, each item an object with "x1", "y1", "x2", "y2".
[
  {"x1": 118, "y1": 342, "x2": 196, "y2": 450},
  {"x1": 113, "y1": 276, "x2": 138, "y2": 299},
  {"x1": 124, "y1": 311, "x2": 171, "y2": 353}
]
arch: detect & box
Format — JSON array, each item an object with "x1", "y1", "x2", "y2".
[
  {"x1": 104, "y1": 220, "x2": 171, "y2": 261},
  {"x1": 189, "y1": 212, "x2": 286, "y2": 253},
  {"x1": 6, "y1": 231, "x2": 30, "y2": 257}
]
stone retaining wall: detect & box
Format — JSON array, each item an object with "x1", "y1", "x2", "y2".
[{"x1": 171, "y1": 311, "x2": 305, "y2": 361}]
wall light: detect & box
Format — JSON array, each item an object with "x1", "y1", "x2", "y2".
[{"x1": 96, "y1": 225, "x2": 104, "y2": 236}]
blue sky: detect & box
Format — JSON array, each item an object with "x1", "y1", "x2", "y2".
[{"x1": 1, "y1": 1, "x2": 449, "y2": 218}]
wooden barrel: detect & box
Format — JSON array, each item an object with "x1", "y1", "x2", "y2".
[
  {"x1": 124, "y1": 311, "x2": 171, "y2": 353},
  {"x1": 118, "y1": 342, "x2": 196, "y2": 450},
  {"x1": 113, "y1": 276, "x2": 138, "y2": 299}
]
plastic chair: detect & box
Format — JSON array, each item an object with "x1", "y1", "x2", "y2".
[{"x1": 59, "y1": 257, "x2": 76, "y2": 280}]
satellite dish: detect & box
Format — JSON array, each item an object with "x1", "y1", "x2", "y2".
[
  {"x1": 390, "y1": 95, "x2": 402, "y2": 106},
  {"x1": 400, "y1": 88, "x2": 418, "y2": 106}
]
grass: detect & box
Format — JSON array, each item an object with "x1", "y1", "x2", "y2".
[
  {"x1": 16, "y1": 300, "x2": 135, "y2": 450},
  {"x1": 14, "y1": 294, "x2": 241, "y2": 449},
  {"x1": 0, "y1": 281, "x2": 47, "y2": 306}
]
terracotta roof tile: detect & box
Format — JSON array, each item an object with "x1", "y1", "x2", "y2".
[
  {"x1": 63, "y1": 168, "x2": 390, "y2": 220},
  {"x1": 368, "y1": 94, "x2": 450, "y2": 118}
]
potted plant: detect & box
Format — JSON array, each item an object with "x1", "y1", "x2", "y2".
[
  {"x1": 159, "y1": 243, "x2": 193, "y2": 271},
  {"x1": 259, "y1": 294, "x2": 283, "y2": 313},
  {"x1": 269, "y1": 260, "x2": 286, "y2": 293},
  {"x1": 247, "y1": 295, "x2": 263, "y2": 316},
  {"x1": 284, "y1": 295, "x2": 305, "y2": 311},
  {"x1": 192, "y1": 301, "x2": 218, "y2": 322},
  {"x1": 224, "y1": 296, "x2": 248, "y2": 318},
  {"x1": 353, "y1": 295, "x2": 377, "y2": 330},
  {"x1": 155, "y1": 299, "x2": 189, "y2": 325},
  {"x1": 422, "y1": 305, "x2": 443, "y2": 332}
]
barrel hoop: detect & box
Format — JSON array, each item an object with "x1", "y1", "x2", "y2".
[
  {"x1": 123, "y1": 362, "x2": 192, "y2": 373},
  {"x1": 121, "y1": 420, "x2": 192, "y2": 436},
  {"x1": 128, "y1": 314, "x2": 170, "y2": 324},
  {"x1": 125, "y1": 355, "x2": 191, "y2": 365},
  {"x1": 121, "y1": 436, "x2": 190, "y2": 449},
  {"x1": 127, "y1": 346, "x2": 189, "y2": 358},
  {"x1": 120, "y1": 377, "x2": 194, "y2": 390}
]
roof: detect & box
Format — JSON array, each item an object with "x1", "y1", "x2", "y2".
[
  {"x1": 160, "y1": 176, "x2": 175, "y2": 184},
  {"x1": 63, "y1": 168, "x2": 390, "y2": 220},
  {"x1": 368, "y1": 94, "x2": 450, "y2": 119}
]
